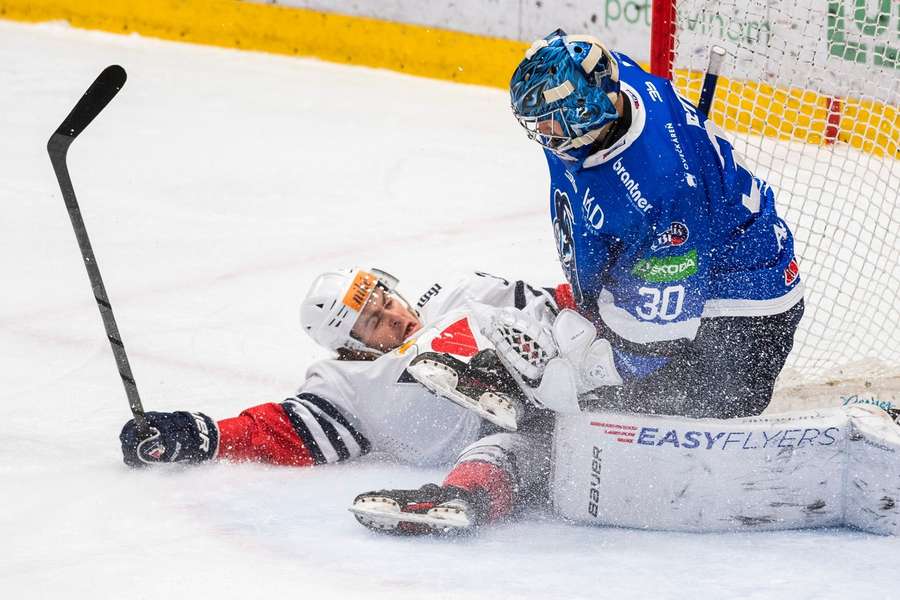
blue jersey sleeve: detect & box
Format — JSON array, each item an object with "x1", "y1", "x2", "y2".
[{"x1": 692, "y1": 120, "x2": 800, "y2": 303}]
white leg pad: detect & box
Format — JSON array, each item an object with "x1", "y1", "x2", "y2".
[{"x1": 551, "y1": 406, "x2": 900, "y2": 534}]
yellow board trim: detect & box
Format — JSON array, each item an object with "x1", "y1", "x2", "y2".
[
  {"x1": 675, "y1": 71, "x2": 899, "y2": 160},
  {"x1": 1, "y1": 0, "x2": 895, "y2": 158},
  {"x1": 0, "y1": 0, "x2": 528, "y2": 87}
]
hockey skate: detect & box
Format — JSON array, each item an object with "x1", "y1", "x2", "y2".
[
  {"x1": 406, "y1": 350, "x2": 526, "y2": 431},
  {"x1": 349, "y1": 484, "x2": 486, "y2": 535}
]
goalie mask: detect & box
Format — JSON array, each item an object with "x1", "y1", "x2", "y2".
[
  {"x1": 300, "y1": 267, "x2": 418, "y2": 354},
  {"x1": 510, "y1": 29, "x2": 620, "y2": 161}
]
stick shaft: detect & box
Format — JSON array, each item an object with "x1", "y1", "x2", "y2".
[
  {"x1": 47, "y1": 66, "x2": 150, "y2": 435},
  {"x1": 698, "y1": 46, "x2": 727, "y2": 117}
]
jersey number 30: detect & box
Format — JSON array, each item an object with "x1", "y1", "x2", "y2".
[{"x1": 636, "y1": 285, "x2": 685, "y2": 321}]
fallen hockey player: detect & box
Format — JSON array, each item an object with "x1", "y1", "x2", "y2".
[
  {"x1": 119, "y1": 267, "x2": 562, "y2": 468},
  {"x1": 118, "y1": 266, "x2": 900, "y2": 537}
]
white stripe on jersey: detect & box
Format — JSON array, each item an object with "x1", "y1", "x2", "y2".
[
  {"x1": 291, "y1": 401, "x2": 341, "y2": 464},
  {"x1": 295, "y1": 396, "x2": 364, "y2": 459},
  {"x1": 596, "y1": 289, "x2": 701, "y2": 343},
  {"x1": 702, "y1": 283, "x2": 804, "y2": 318}
]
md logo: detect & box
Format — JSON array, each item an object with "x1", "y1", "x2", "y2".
[{"x1": 828, "y1": 1, "x2": 900, "y2": 69}]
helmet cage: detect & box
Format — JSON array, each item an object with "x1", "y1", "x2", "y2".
[
  {"x1": 339, "y1": 268, "x2": 408, "y2": 354},
  {"x1": 514, "y1": 107, "x2": 611, "y2": 159},
  {"x1": 517, "y1": 107, "x2": 575, "y2": 149},
  {"x1": 346, "y1": 280, "x2": 416, "y2": 353},
  {"x1": 510, "y1": 30, "x2": 621, "y2": 160}
]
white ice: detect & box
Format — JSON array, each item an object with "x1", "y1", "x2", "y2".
[{"x1": 0, "y1": 21, "x2": 897, "y2": 599}]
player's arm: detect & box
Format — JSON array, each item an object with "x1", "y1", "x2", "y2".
[
  {"x1": 461, "y1": 271, "x2": 566, "y2": 313},
  {"x1": 119, "y1": 394, "x2": 370, "y2": 468},
  {"x1": 218, "y1": 394, "x2": 370, "y2": 465}
]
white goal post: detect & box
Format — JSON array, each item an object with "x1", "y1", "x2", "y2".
[{"x1": 650, "y1": 0, "x2": 900, "y2": 409}]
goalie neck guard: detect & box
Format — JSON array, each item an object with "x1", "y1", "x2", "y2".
[{"x1": 300, "y1": 267, "x2": 411, "y2": 354}]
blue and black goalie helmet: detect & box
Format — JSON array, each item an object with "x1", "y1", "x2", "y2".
[{"x1": 510, "y1": 29, "x2": 620, "y2": 160}]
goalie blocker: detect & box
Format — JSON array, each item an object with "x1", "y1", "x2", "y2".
[{"x1": 552, "y1": 405, "x2": 900, "y2": 535}]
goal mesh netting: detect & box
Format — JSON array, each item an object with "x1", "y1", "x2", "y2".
[{"x1": 654, "y1": 0, "x2": 900, "y2": 392}]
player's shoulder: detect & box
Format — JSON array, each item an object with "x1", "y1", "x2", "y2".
[{"x1": 302, "y1": 356, "x2": 357, "y2": 387}]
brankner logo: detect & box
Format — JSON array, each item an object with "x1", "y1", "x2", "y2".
[
  {"x1": 842, "y1": 394, "x2": 895, "y2": 411},
  {"x1": 612, "y1": 158, "x2": 653, "y2": 213},
  {"x1": 651, "y1": 221, "x2": 689, "y2": 251}
]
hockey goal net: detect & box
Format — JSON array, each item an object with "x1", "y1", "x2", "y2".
[{"x1": 651, "y1": 0, "x2": 900, "y2": 410}]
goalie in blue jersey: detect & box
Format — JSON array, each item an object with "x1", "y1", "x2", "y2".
[
  {"x1": 490, "y1": 30, "x2": 805, "y2": 419},
  {"x1": 345, "y1": 31, "x2": 813, "y2": 536}
]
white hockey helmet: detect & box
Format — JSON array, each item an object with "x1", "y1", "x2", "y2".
[{"x1": 300, "y1": 267, "x2": 406, "y2": 353}]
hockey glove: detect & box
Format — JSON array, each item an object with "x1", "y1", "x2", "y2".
[{"x1": 119, "y1": 411, "x2": 219, "y2": 468}]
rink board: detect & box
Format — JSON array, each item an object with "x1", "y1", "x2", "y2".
[{"x1": 552, "y1": 406, "x2": 900, "y2": 534}]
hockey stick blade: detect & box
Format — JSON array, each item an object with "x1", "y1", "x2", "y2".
[
  {"x1": 47, "y1": 65, "x2": 151, "y2": 438},
  {"x1": 49, "y1": 65, "x2": 126, "y2": 150}
]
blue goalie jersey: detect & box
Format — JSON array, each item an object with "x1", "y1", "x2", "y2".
[{"x1": 545, "y1": 54, "x2": 803, "y2": 379}]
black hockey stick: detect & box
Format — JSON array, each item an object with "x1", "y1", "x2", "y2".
[
  {"x1": 698, "y1": 45, "x2": 726, "y2": 117},
  {"x1": 47, "y1": 66, "x2": 151, "y2": 438}
]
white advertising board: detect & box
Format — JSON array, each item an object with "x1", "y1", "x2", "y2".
[{"x1": 257, "y1": 0, "x2": 655, "y2": 61}]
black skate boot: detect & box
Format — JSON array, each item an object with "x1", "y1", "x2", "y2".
[
  {"x1": 406, "y1": 350, "x2": 527, "y2": 431},
  {"x1": 349, "y1": 483, "x2": 488, "y2": 535}
]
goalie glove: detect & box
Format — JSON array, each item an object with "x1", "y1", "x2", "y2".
[
  {"x1": 532, "y1": 309, "x2": 623, "y2": 410},
  {"x1": 474, "y1": 303, "x2": 622, "y2": 414},
  {"x1": 469, "y1": 298, "x2": 558, "y2": 382}
]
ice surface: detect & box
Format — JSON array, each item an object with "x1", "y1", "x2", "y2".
[{"x1": 0, "y1": 21, "x2": 898, "y2": 599}]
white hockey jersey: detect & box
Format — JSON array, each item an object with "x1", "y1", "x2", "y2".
[{"x1": 217, "y1": 273, "x2": 562, "y2": 468}]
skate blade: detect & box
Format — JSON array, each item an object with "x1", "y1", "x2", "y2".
[
  {"x1": 349, "y1": 498, "x2": 471, "y2": 531},
  {"x1": 407, "y1": 360, "x2": 519, "y2": 431}
]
